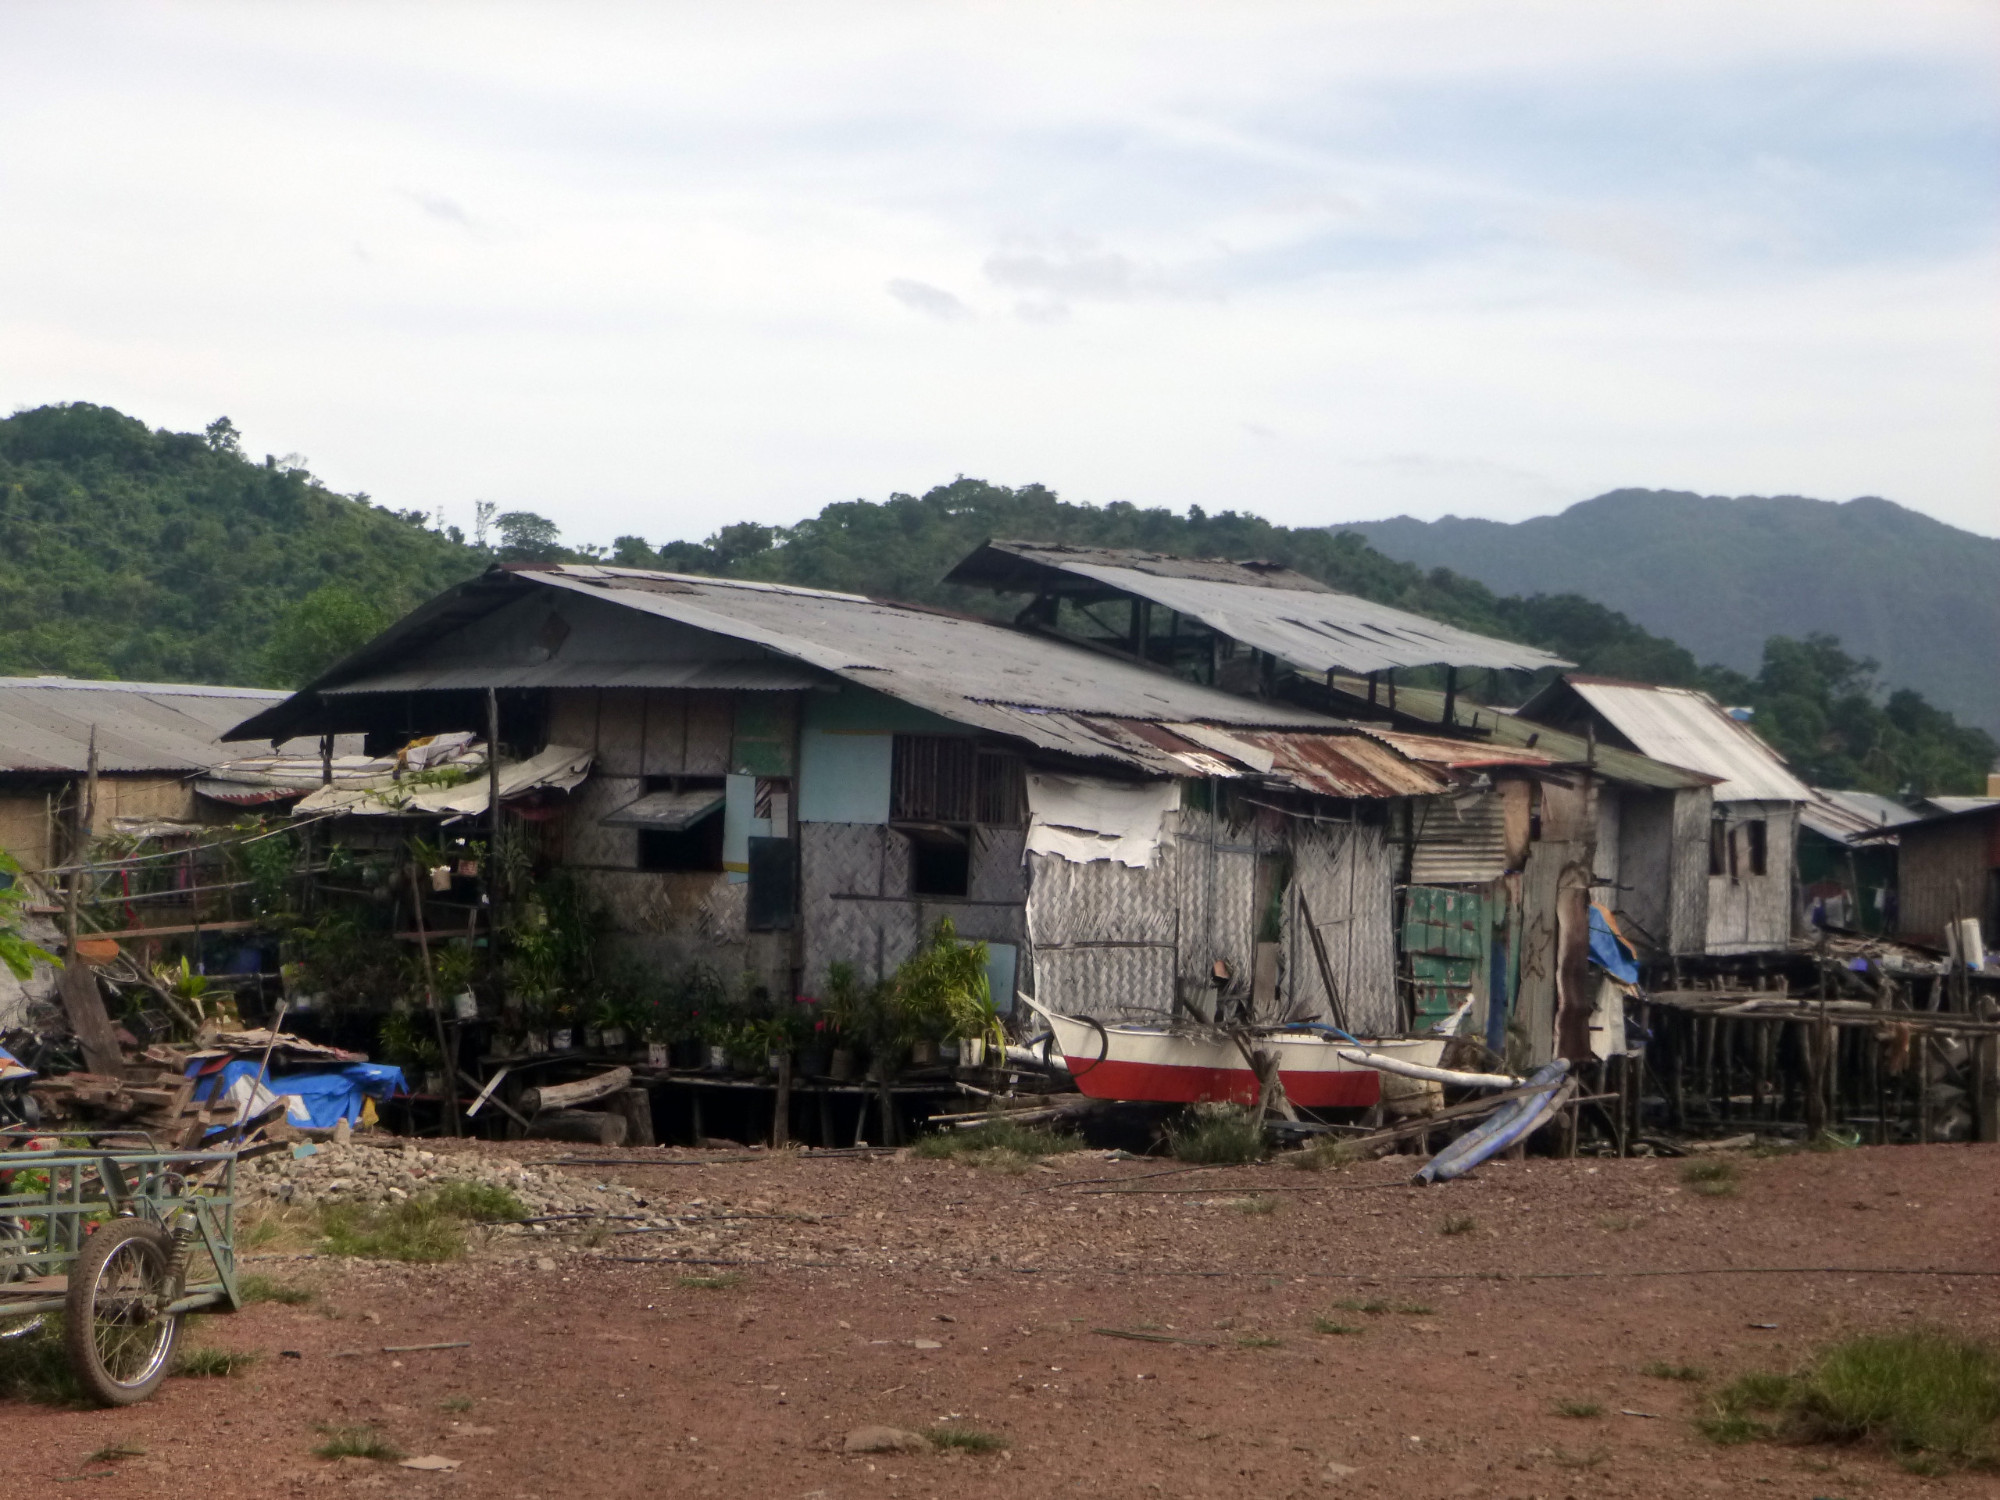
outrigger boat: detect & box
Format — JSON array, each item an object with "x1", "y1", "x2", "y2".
[{"x1": 1023, "y1": 1000, "x2": 1453, "y2": 1110}]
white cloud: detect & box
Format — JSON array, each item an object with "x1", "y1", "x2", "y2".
[{"x1": 0, "y1": 0, "x2": 1993, "y2": 540}]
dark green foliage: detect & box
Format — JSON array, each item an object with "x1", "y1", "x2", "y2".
[
  {"x1": 0, "y1": 1317, "x2": 85, "y2": 1404},
  {"x1": 427, "y1": 1180, "x2": 529, "y2": 1223},
  {"x1": 262, "y1": 584, "x2": 394, "y2": 687},
  {"x1": 0, "y1": 402, "x2": 477, "y2": 685}
]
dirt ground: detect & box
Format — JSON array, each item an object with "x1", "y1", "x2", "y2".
[{"x1": 9, "y1": 1139, "x2": 1999, "y2": 1499}]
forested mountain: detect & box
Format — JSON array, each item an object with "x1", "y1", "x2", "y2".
[
  {"x1": 1, "y1": 403, "x2": 1991, "y2": 794},
  {"x1": 0, "y1": 403, "x2": 478, "y2": 686},
  {"x1": 1352, "y1": 490, "x2": 2000, "y2": 736}
]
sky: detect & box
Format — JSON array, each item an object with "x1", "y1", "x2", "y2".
[{"x1": 3, "y1": 1, "x2": 1997, "y2": 546}]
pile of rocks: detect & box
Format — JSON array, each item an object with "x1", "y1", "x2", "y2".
[{"x1": 234, "y1": 1137, "x2": 676, "y2": 1230}]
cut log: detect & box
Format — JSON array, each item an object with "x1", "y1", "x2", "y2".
[
  {"x1": 517, "y1": 1066, "x2": 633, "y2": 1115},
  {"x1": 608, "y1": 1087, "x2": 655, "y2": 1148},
  {"x1": 524, "y1": 1109, "x2": 628, "y2": 1146}
]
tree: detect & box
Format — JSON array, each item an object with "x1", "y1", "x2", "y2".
[
  {"x1": 262, "y1": 584, "x2": 393, "y2": 687},
  {"x1": 495, "y1": 510, "x2": 564, "y2": 562},
  {"x1": 204, "y1": 416, "x2": 242, "y2": 456}
]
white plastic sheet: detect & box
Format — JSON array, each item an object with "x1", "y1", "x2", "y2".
[{"x1": 1024, "y1": 774, "x2": 1180, "y2": 868}]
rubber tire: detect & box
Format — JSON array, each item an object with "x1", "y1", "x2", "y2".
[{"x1": 64, "y1": 1219, "x2": 179, "y2": 1407}]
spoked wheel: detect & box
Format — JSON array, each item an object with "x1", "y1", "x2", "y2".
[
  {"x1": 0, "y1": 1217, "x2": 48, "y2": 1342},
  {"x1": 64, "y1": 1219, "x2": 180, "y2": 1406}
]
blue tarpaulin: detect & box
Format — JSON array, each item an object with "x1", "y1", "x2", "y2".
[
  {"x1": 187, "y1": 1058, "x2": 408, "y2": 1130},
  {"x1": 1588, "y1": 904, "x2": 1640, "y2": 983}
]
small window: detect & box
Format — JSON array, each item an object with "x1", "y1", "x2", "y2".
[
  {"x1": 911, "y1": 839, "x2": 971, "y2": 897},
  {"x1": 1746, "y1": 819, "x2": 1768, "y2": 877},
  {"x1": 903, "y1": 826, "x2": 971, "y2": 897},
  {"x1": 1709, "y1": 819, "x2": 1728, "y2": 877},
  {"x1": 636, "y1": 775, "x2": 726, "y2": 873}
]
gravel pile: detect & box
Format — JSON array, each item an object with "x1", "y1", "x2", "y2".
[{"x1": 235, "y1": 1138, "x2": 675, "y2": 1230}]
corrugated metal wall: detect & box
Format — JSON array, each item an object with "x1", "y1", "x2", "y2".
[
  {"x1": 1668, "y1": 787, "x2": 1712, "y2": 955},
  {"x1": 1287, "y1": 819, "x2": 1397, "y2": 1035},
  {"x1": 1408, "y1": 792, "x2": 1509, "y2": 885}
]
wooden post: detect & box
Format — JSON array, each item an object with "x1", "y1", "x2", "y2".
[
  {"x1": 485, "y1": 687, "x2": 504, "y2": 906},
  {"x1": 1802, "y1": 1019, "x2": 1826, "y2": 1137},
  {"x1": 817, "y1": 1085, "x2": 834, "y2": 1149},
  {"x1": 60, "y1": 728, "x2": 123, "y2": 1076},
  {"x1": 409, "y1": 861, "x2": 461, "y2": 1136},
  {"x1": 771, "y1": 1053, "x2": 792, "y2": 1147}
]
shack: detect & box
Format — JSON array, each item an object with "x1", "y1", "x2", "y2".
[
  {"x1": 1516, "y1": 677, "x2": 1809, "y2": 956},
  {"x1": 224, "y1": 563, "x2": 1509, "y2": 1048},
  {"x1": 943, "y1": 543, "x2": 1727, "y2": 1062},
  {"x1": 1874, "y1": 799, "x2": 2000, "y2": 950},
  {"x1": 0, "y1": 676, "x2": 292, "y2": 870}
]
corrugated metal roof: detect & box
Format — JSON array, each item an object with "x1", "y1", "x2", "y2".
[
  {"x1": 233, "y1": 566, "x2": 1366, "y2": 767},
  {"x1": 1801, "y1": 788, "x2": 1919, "y2": 845},
  {"x1": 1364, "y1": 730, "x2": 1556, "y2": 771},
  {"x1": 321, "y1": 660, "x2": 823, "y2": 694},
  {"x1": 1559, "y1": 680, "x2": 1810, "y2": 803},
  {"x1": 946, "y1": 540, "x2": 1572, "y2": 675},
  {"x1": 0, "y1": 677, "x2": 289, "y2": 774}
]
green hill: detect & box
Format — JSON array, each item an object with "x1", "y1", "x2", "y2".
[
  {"x1": 1352, "y1": 490, "x2": 2000, "y2": 737},
  {"x1": 0, "y1": 402, "x2": 479, "y2": 686}
]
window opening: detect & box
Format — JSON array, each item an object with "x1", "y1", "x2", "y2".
[
  {"x1": 1745, "y1": 819, "x2": 1767, "y2": 877},
  {"x1": 636, "y1": 774, "x2": 726, "y2": 873}
]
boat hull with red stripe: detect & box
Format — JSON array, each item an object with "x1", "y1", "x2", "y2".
[{"x1": 1040, "y1": 1012, "x2": 1446, "y2": 1109}]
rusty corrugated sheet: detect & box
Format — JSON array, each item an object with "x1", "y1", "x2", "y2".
[
  {"x1": 1245, "y1": 731, "x2": 1449, "y2": 798},
  {"x1": 1366, "y1": 730, "x2": 1557, "y2": 770}
]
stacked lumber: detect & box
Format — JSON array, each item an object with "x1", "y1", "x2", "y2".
[{"x1": 27, "y1": 1045, "x2": 287, "y2": 1149}]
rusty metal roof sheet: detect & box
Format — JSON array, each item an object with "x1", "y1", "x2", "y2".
[
  {"x1": 0, "y1": 676, "x2": 290, "y2": 774},
  {"x1": 946, "y1": 540, "x2": 1572, "y2": 676}
]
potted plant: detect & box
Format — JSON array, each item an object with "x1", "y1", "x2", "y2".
[{"x1": 891, "y1": 918, "x2": 990, "y2": 1074}]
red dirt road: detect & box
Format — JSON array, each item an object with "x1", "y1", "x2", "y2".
[{"x1": 9, "y1": 1141, "x2": 1999, "y2": 1498}]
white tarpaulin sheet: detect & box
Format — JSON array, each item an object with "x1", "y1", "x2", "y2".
[
  {"x1": 295, "y1": 745, "x2": 593, "y2": 818},
  {"x1": 1025, "y1": 774, "x2": 1180, "y2": 868}
]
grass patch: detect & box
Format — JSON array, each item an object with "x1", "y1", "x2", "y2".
[
  {"x1": 237, "y1": 1273, "x2": 313, "y2": 1306},
  {"x1": 316, "y1": 1179, "x2": 536, "y2": 1262},
  {"x1": 1596, "y1": 1213, "x2": 1641, "y2": 1232},
  {"x1": 1234, "y1": 1195, "x2": 1279, "y2": 1216},
  {"x1": 312, "y1": 1424, "x2": 404, "y2": 1462},
  {"x1": 173, "y1": 1345, "x2": 259, "y2": 1377},
  {"x1": 439, "y1": 1395, "x2": 474, "y2": 1413},
  {"x1": 675, "y1": 1270, "x2": 745, "y2": 1291},
  {"x1": 1166, "y1": 1106, "x2": 1265, "y2": 1165},
  {"x1": 0, "y1": 1318, "x2": 83, "y2": 1405},
  {"x1": 428, "y1": 1180, "x2": 530, "y2": 1222},
  {"x1": 1642, "y1": 1360, "x2": 1707, "y2": 1383},
  {"x1": 1697, "y1": 1330, "x2": 2000, "y2": 1473},
  {"x1": 1554, "y1": 1400, "x2": 1604, "y2": 1419},
  {"x1": 236, "y1": 1207, "x2": 316, "y2": 1253},
  {"x1": 1237, "y1": 1333, "x2": 1283, "y2": 1349},
  {"x1": 1312, "y1": 1317, "x2": 1363, "y2": 1336},
  {"x1": 1681, "y1": 1159, "x2": 1739, "y2": 1198},
  {"x1": 913, "y1": 1120, "x2": 1083, "y2": 1169},
  {"x1": 928, "y1": 1425, "x2": 1007, "y2": 1453},
  {"x1": 1330, "y1": 1297, "x2": 1435, "y2": 1317},
  {"x1": 1287, "y1": 1137, "x2": 1360, "y2": 1172},
  {"x1": 1440, "y1": 1214, "x2": 1476, "y2": 1236}
]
